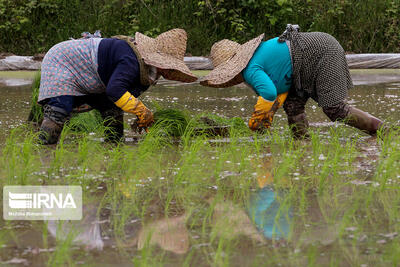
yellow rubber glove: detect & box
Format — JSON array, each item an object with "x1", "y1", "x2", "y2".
[
  {"x1": 275, "y1": 91, "x2": 289, "y2": 109},
  {"x1": 115, "y1": 91, "x2": 154, "y2": 130},
  {"x1": 248, "y1": 92, "x2": 288, "y2": 131}
]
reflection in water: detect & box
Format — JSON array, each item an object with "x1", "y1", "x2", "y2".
[
  {"x1": 45, "y1": 155, "x2": 341, "y2": 254},
  {"x1": 211, "y1": 188, "x2": 292, "y2": 244},
  {"x1": 250, "y1": 158, "x2": 341, "y2": 246},
  {"x1": 211, "y1": 199, "x2": 266, "y2": 243},
  {"x1": 47, "y1": 203, "x2": 190, "y2": 254},
  {"x1": 47, "y1": 204, "x2": 104, "y2": 250},
  {"x1": 248, "y1": 157, "x2": 292, "y2": 240},
  {"x1": 48, "y1": 187, "x2": 291, "y2": 254},
  {"x1": 247, "y1": 187, "x2": 291, "y2": 240},
  {"x1": 137, "y1": 215, "x2": 189, "y2": 254}
]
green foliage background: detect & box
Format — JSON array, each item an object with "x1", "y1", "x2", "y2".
[{"x1": 1, "y1": 0, "x2": 399, "y2": 55}]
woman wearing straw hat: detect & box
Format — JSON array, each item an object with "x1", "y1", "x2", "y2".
[
  {"x1": 200, "y1": 25, "x2": 384, "y2": 138},
  {"x1": 38, "y1": 28, "x2": 197, "y2": 145}
]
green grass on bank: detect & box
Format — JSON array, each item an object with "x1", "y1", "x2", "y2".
[
  {"x1": 0, "y1": 70, "x2": 37, "y2": 79},
  {"x1": 191, "y1": 70, "x2": 210, "y2": 77},
  {"x1": 350, "y1": 69, "x2": 400, "y2": 75},
  {"x1": 3, "y1": 69, "x2": 400, "y2": 81},
  {"x1": 0, "y1": 70, "x2": 210, "y2": 80}
]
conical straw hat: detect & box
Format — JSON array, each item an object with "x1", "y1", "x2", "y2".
[
  {"x1": 135, "y1": 28, "x2": 197, "y2": 83},
  {"x1": 200, "y1": 34, "x2": 264, "y2": 87}
]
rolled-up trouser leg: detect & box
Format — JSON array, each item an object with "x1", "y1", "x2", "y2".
[
  {"x1": 283, "y1": 93, "x2": 310, "y2": 139},
  {"x1": 38, "y1": 105, "x2": 69, "y2": 144},
  {"x1": 322, "y1": 101, "x2": 383, "y2": 135},
  {"x1": 100, "y1": 108, "x2": 124, "y2": 143}
]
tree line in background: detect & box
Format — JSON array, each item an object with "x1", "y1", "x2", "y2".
[{"x1": 0, "y1": 0, "x2": 399, "y2": 56}]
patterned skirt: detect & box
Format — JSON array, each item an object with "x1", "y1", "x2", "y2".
[
  {"x1": 287, "y1": 31, "x2": 353, "y2": 107},
  {"x1": 38, "y1": 38, "x2": 105, "y2": 103}
]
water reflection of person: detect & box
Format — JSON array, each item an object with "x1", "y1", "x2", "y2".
[
  {"x1": 200, "y1": 24, "x2": 385, "y2": 138},
  {"x1": 210, "y1": 161, "x2": 292, "y2": 243},
  {"x1": 48, "y1": 165, "x2": 336, "y2": 254},
  {"x1": 247, "y1": 187, "x2": 291, "y2": 240},
  {"x1": 49, "y1": 188, "x2": 288, "y2": 255},
  {"x1": 247, "y1": 158, "x2": 339, "y2": 247},
  {"x1": 247, "y1": 159, "x2": 291, "y2": 241},
  {"x1": 37, "y1": 29, "x2": 197, "y2": 145},
  {"x1": 210, "y1": 188, "x2": 291, "y2": 244},
  {"x1": 48, "y1": 204, "x2": 190, "y2": 254}
]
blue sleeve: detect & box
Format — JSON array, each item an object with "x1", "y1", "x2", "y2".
[
  {"x1": 242, "y1": 64, "x2": 277, "y2": 102},
  {"x1": 106, "y1": 55, "x2": 140, "y2": 102}
]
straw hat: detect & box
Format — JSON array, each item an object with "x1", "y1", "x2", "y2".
[
  {"x1": 200, "y1": 33, "x2": 265, "y2": 88},
  {"x1": 135, "y1": 28, "x2": 197, "y2": 83}
]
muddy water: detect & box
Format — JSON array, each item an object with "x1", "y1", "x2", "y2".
[
  {"x1": 0, "y1": 71, "x2": 400, "y2": 266},
  {"x1": 1, "y1": 71, "x2": 400, "y2": 135}
]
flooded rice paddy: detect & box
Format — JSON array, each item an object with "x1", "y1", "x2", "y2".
[{"x1": 0, "y1": 70, "x2": 400, "y2": 266}]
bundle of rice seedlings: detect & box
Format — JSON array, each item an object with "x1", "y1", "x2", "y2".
[
  {"x1": 149, "y1": 109, "x2": 249, "y2": 139},
  {"x1": 67, "y1": 110, "x2": 103, "y2": 133},
  {"x1": 194, "y1": 113, "x2": 249, "y2": 136},
  {"x1": 152, "y1": 108, "x2": 190, "y2": 137}
]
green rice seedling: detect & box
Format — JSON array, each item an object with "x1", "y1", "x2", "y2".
[
  {"x1": 374, "y1": 130, "x2": 400, "y2": 190},
  {"x1": 384, "y1": 241, "x2": 400, "y2": 264},
  {"x1": 100, "y1": 144, "x2": 165, "y2": 242},
  {"x1": 180, "y1": 117, "x2": 200, "y2": 146},
  {"x1": 27, "y1": 71, "x2": 43, "y2": 124},
  {"x1": 42, "y1": 222, "x2": 49, "y2": 255},
  {"x1": 152, "y1": 108, "x2": 190, "y2": 138},
  {"x1": 47, "y1": 132, "x2": 67, "y2": 176},
  {"x1": 0, "y1": 126, "x2": 41, "y2": 185},
  {"x1": 182, "y1": 248, "x2": 197, "y2": 267},
  {"x1": 213, "y1": 237, "x2": 233, "y2": 267},
  {"x1": 47, "y1": 222, "x2": 80, "y2": 267},
  {"x1": 306, "y1": 245, "x2": 318, "y2": 266},
  {"x1": 193, "y1": 112, "x2": 251, "y2": 138},
  {"x1": 0, "y1": 226, "x2": 12, "y2": 254},
  {"x1": 141, "y1": 122, "x2": 178, "y2": 151},
  {"x1": 66, "y1": 109, "x2": 103, "y2": 134},
  {"x1": 68, "y1": 141, "x2": 106, "y2": 190},
  {"x1": 163, "y1": 136, "x2": 208, "y2": 214},
  {"x1": 132, "y1": 241, "x2": 165, "y2": 267},
  {"x1": 228, "y1": 117, "x2": 250, "y2": 134}
]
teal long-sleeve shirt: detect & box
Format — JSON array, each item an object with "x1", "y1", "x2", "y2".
[{"x1": 242, "y1": 37, "x2": 293, "y2": 101}]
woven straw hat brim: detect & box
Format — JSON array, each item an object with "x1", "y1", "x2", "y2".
[
  {"x1": 135, "y1": 30, "x2": 198, "y2": 83},
  {"x1": 200, "y1": 34, "x2": 264, "y2": 88},
  {"x1": 142, "y1": 53, "x2": 198, "y2": 83}
]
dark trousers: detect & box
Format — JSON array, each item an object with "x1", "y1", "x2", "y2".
[
  {"x1": 282, "y1": 91, "x2": 383, "y2": 136},
  {"x1": 40, "y1": 94, "x2": 124, "y2": 143},
  {"x1": 283, "y1": 92, "x2": 350, "y2": 123}
]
